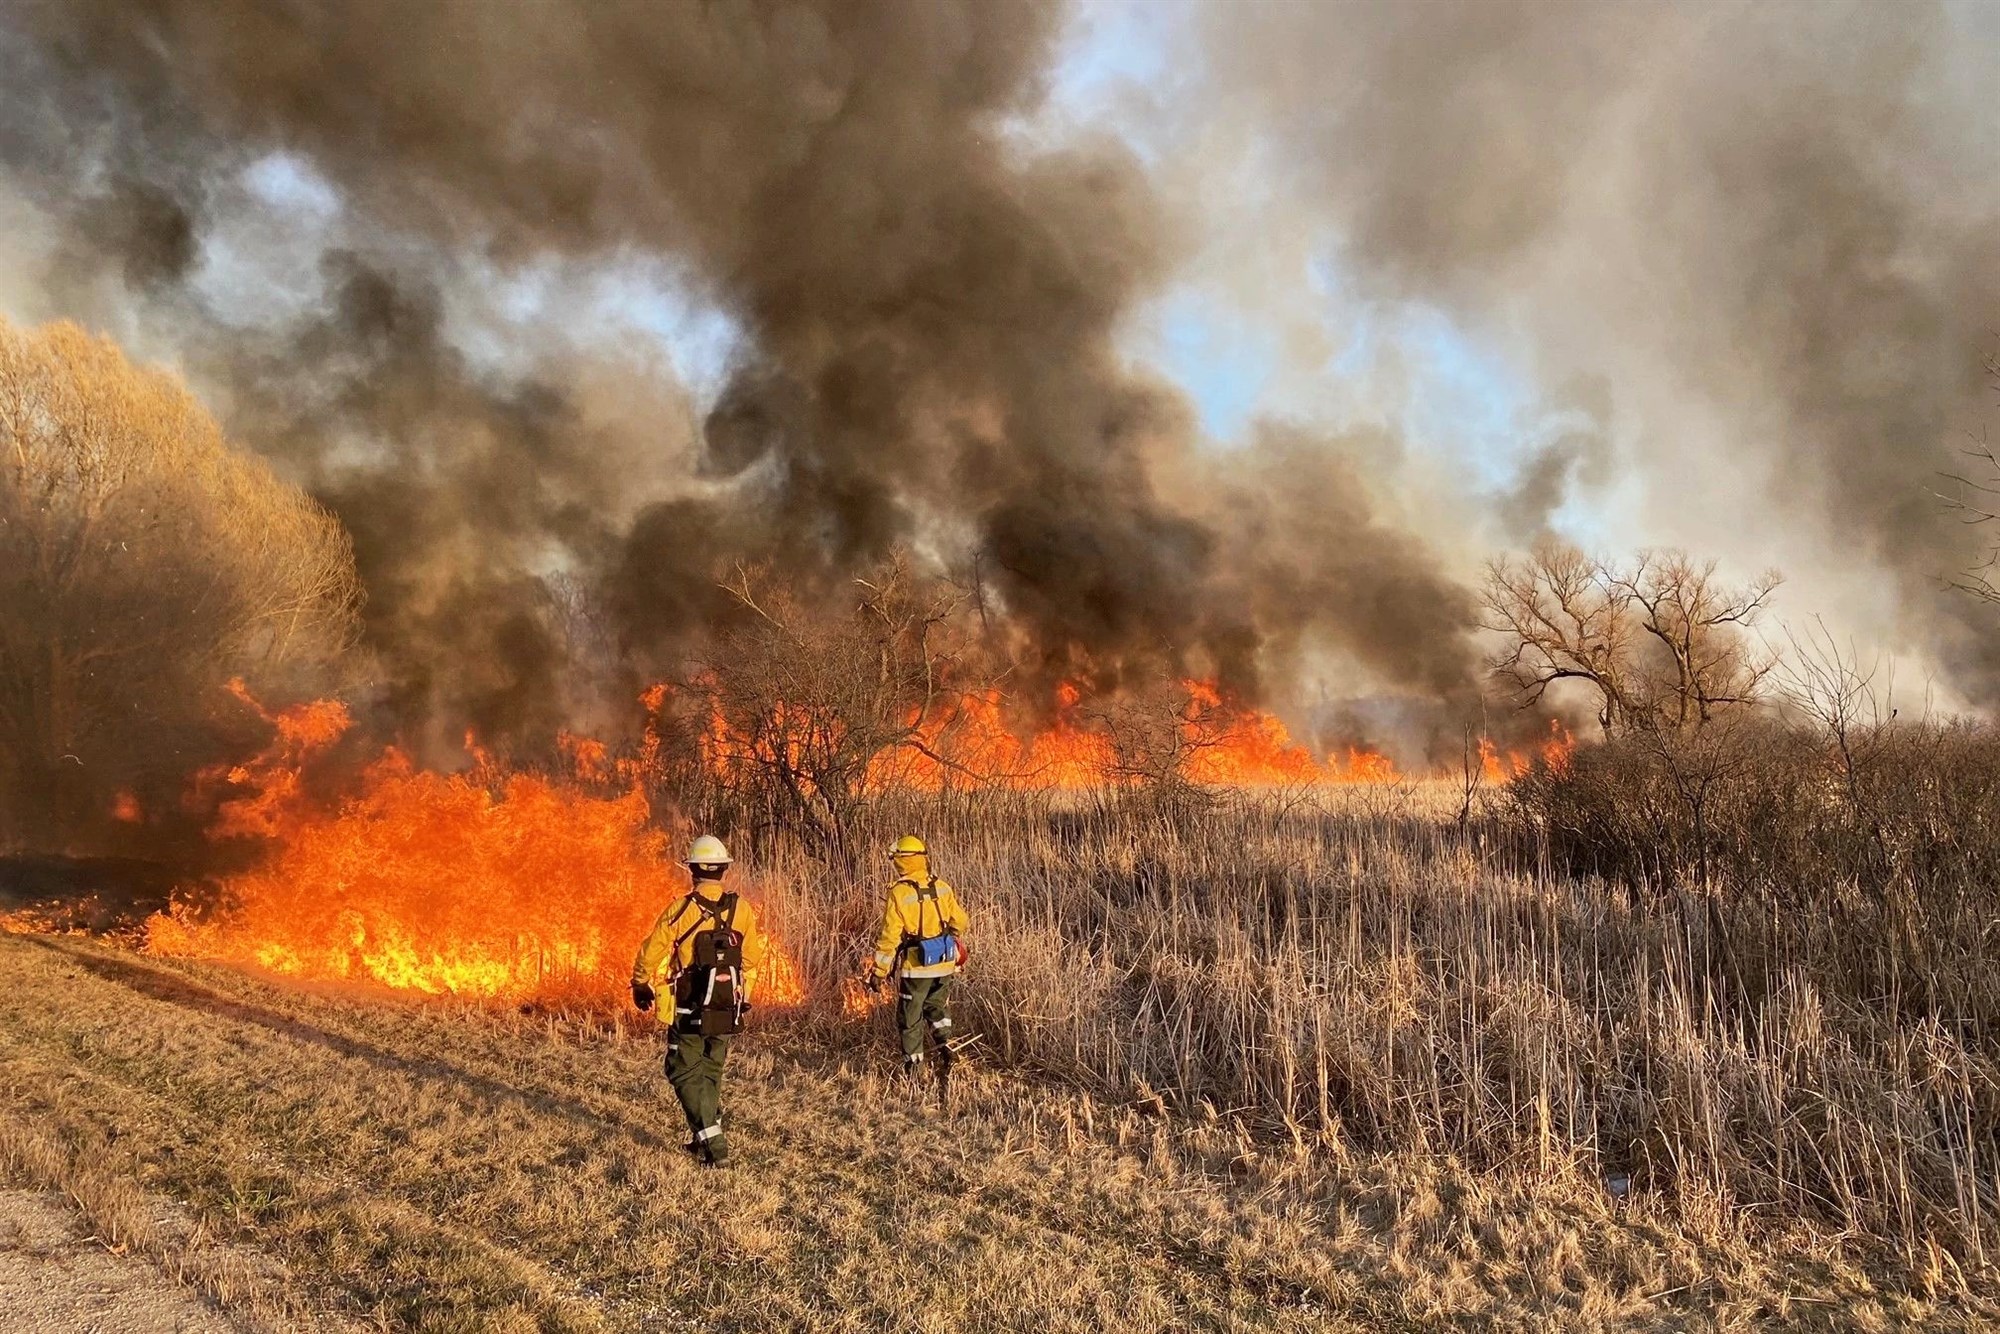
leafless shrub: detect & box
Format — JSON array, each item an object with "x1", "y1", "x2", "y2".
[
  {"x1": 680, "y1": 555, "x2": 981, "y2": 864},
  {"x1": 1079, "y1": 677, "x2": 1235, "y2": 818}
]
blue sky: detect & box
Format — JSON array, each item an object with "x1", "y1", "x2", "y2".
[{"x1": 1034, "y1": 0, "x2": 1598, "y2": 542}]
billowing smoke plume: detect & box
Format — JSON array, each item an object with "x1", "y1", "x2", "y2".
[
  {"x1": 1208, "y1": 0, "x2": 2000, "y2": 698},
  {"x1": 0, "y1": 0, "x2": 1480, "y2": 759}
]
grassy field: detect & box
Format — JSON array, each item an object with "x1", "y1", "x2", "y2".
[
  {"x1": 750, "y1": 779, "x2": 2000, "y2": 1287},
  {"x1": 0, "y1": 924, "x2": 1988, "y2": 1332}
]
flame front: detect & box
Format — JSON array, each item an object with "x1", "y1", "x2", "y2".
[
  {"x1": 144, "y1": 681, "x2": 1570, "y2": 1009},
  {"x1": 860, "y1": 679, "x2": 1408, "y2": 790},
  {"x1": 672, "y1": 672, "x2": 1435, "y2": 791},
  {"x1": 863, "y1": 685, "x2": 1116, "y2": 790},
  {"x1": 880, "y1": 679, "x2": 1575, "y2": 789},
  {"x1": 147, "y1": 692, "x2": 807, "y2": 1009}
]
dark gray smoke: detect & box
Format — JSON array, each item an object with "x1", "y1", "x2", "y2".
[
  {"x1": 1209, "y1": 0, "x2": 2000, "y2": 699},
  {"x1": 0, "y1": 0, "x2": 1480, "y2": 754}
]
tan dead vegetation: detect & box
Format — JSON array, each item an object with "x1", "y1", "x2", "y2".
[
  {"x1": 0, "y1": 911, "x2": 1984, "y2": 1332},
  {"x1": 0, "y1": 315, "x2": 361, "y2": 847},
  {"x1": 0, "y1": 1063, "x2": 347, "y2": 1331},
  {"x1": 751, "y1": 783, "x2": 2000, "y2": 1280}
]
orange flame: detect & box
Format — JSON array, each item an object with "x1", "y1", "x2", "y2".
[
  {"x1": 856, "y1": 679, "x2": 1402, "y2": 790},
  {"x1": 1541, "y1": 718, "x2": 1576, "y2": 774},
  {"x1": 147, "y1": 686, "x2": 807, "y2": 1009},
  {"x1": 670, "y1": 674, "x2": 1424, "y2": 791},
  {"x1": 1477, "y1": 719, "x2": 1576, "y2": 784},
  {"x1": 863, "y1": 686, "x2": 1117, "y2": 790},
  {"x1": 839, "y1": 974, "x2": 890, "y2": 1019},
  {"x1": 194, "y1": 679, "x2": 354, "y2": 840},
  {"x1": 110, "y1": 790, "x2": 143, "y2": 824},
  {"x1": 1340, "y1": 747, "x2": 1398, "y2": 783}
]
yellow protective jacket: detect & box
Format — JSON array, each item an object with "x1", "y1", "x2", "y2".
[
  {"x1": 632, "y1": 888, "x2": 770, "y2": 999},
  {"x1": 871, "y1": 852, "x2": 969, "y2": 980}
]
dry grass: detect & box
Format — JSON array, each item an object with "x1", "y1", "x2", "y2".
[
  {"x1": 0, "y1": 918, "x2": 1985, "y2": 1331},
  {"x1": 723, "y1": 780, "x2": 2000, "y2": 1314},
  {"x1": 0, "y1": 1048, "x2": 336, "y2": 1330}
]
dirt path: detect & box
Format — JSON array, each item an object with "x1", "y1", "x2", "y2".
[{"x1": 0, "y1": 1189, "x2": 236, "y2": 1334}]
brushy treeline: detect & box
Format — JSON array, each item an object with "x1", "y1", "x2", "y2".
[
  {"x1": 671, "y1": 716, "x2": 2000, "y2": 1278},
  {"x1": 0, "y1": 318, "x2": 360, "y2": 853}
]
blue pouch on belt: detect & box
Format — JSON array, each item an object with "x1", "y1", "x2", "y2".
[{"x1": 911, "y1": 933, "x2": 956, "y2": 967}]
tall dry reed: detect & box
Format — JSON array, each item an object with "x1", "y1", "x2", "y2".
[{"x1": 724, "y1": 765, "x2": 1998, "y2": 1270}]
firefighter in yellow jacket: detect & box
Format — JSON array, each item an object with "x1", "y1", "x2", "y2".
[
  {"x1": 632, "y1": 835, "x2": 767, "y2": 1166},
  {"x1": 868, "y1": 834, "x2": 970, "y2": 1093}
]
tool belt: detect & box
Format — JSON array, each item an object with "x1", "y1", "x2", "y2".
[
  {"x1": 670, "y1": 893, "x2": 745, "y2": 1036},
  {"x1": 906, "y1": 932, "x2": 958, "y2": 968}
]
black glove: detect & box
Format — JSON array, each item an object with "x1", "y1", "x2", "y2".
[
  {"x1": 864, "y1": 972, "x2": 883, "y2": 995},
  {"x1": 631, "y1": 981, "x2": 655, "y2": 1012}
]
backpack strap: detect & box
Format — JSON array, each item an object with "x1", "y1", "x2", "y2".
[
  {"x1": 667, "y1": 893, "x2": 728, "y2": 971},
  {"x1": 903, "y1": 875, "x2": 947, "y2": 943},
  {"x1": 667, "y1": 895, "x2": 699, "y2": 952}
]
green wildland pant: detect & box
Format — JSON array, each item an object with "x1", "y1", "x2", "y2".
[
  {"x1": 898, "y1": 974, "x2": 956, "y2": 1062},
  {"x1": 665, "y1": 1032, "x2": 731, "y2": 1163}
]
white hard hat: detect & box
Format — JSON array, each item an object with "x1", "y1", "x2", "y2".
[{"x1": 685, "y1": 834, "x2": 732, "y2": 866}]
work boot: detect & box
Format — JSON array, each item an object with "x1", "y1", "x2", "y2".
[{"x1": 691, "y1": 1124, "x2": 728, "y2": 1166}]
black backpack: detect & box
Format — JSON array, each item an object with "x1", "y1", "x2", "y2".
[{"x1": 670, "y1": 893, "x2": 746, "y2": 1036}]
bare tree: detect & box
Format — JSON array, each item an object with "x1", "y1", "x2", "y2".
[
  {"x1": 0, "y1": 318, "x2": 361, "y2": 848},
  {"x1": 1084, "y1": 677, "x2": 1236, "y2": 803},
  {"x1": 1612, "y1": 551, "x2": 1781, "y2": 732},
  {"x1": 1483, "y1": 540, "x2": 1780, "y2": 739},
  {"x1": 1482, "y1": 541, "x2": 1642, "y2": 736},
  {"x1": 1486, "y1": 542, "x2": 1780, "y2": 906},
  {"x1": 695, "y1": 555, "x2": 977, "y2": 863}
]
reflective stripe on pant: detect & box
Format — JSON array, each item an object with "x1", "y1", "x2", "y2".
[
  {"x1": 665, "y1": 1031, "x2": 731, "y2": 1162},
  {"x1": 898, "y1": 974, "x2": 954, "y2": 1060}
]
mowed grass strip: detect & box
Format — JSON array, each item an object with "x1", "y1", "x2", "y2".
[
  {"x1": 0, "y1": 934, "x2": 1338, "y2": 1331},
  {"x1": 0, "y1": 932, "x2": 1965, "y2": 1331}
]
